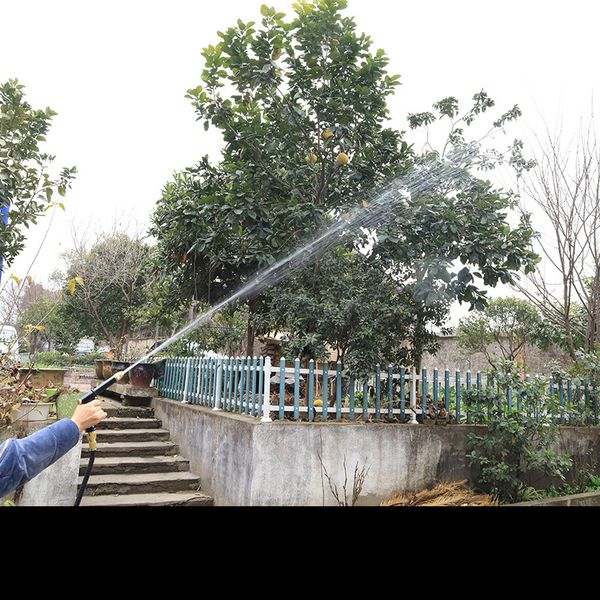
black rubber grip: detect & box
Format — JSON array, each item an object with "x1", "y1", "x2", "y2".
[{"x1": 80, "y1": 375, "x2": 117, "y2": 404}]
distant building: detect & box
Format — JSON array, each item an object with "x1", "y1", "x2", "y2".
[{"x1": 420, "y1": 332, "x2": 571, "y2": 374}]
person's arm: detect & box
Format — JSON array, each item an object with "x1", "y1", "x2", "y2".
[
  {"x1": 0, "y1": 419, "x2": 80, "y2": 497},
  {"x1": 0, "y1": 399, "x2": 107, "y2": 498}
]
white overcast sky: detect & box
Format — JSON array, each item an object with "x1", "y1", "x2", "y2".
[{"x1": 2, "y1": 0, "x2": 600, "y2": 323}]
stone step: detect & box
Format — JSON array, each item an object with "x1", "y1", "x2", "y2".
[
  {"x1": 81, "y1": 441, "x2": 180, "y2": 457},
  {"x1": 97, "y1": 417, "x2": 162, "y2": 430},
  {"x1": 79, "y1": 491, "x2": 213, "y2": 507},
  {"x1": 103, "y1": 404, "x2": 155, "y2": 419},
  {"x1": 79, "y1": 455, "x2": 189, "y2": 476},
  {"x1": 93, "y1": 429, "x2": 170, "y2": 443},
  {"x1": 79, "y1": 471, "x2": 202, "y2": 496}
]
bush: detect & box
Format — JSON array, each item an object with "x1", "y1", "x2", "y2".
[
  {"x1": 24, "y1": 351, "x2": 105, "y2": 368},
  {"x1": 464, "y1": 363, "x2": 573, "y2": 503},
  {"x1": 69, "y1": 352, "x2": 106, "y2": 366}
]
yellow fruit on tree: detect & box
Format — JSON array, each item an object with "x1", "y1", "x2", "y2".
[
  {"x1": 322, "y1": 129, "x2": 334, "y2": 140},
  {"x1": 306, "y1": 153, "x2": 318, "y2": 165},
  {"x1": 336, "y1": 152, "x2": 350, "y2": 165}
]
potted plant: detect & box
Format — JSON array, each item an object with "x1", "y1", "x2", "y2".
[
  {"x1": 111, "y1": 360, "x2": 131, "y2": 383},
  {"x1": 94, "y1": 360, "x2": 104, "y2": 379},
  {"x1": 130, "y1": 363, "x2": 156, "y2": 388},
  {"x1": 11, "y1": 397, "x2": 54, "y2": 422},
  {"x1": 16, "y1": 365, "x2": 68, "y2": 387},
  {"x1": 0, "y1": 358, "x2": 64, "y2": 424}
]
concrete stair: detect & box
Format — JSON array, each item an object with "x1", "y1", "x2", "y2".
[
  {"x1": 80, "y1": 455, "x2": 191, "y2": 475},
  {"x1": 94, "y1": 428, "x2": 171, "y2": 443},
  {"x1": 81, "y1": 441, "x2": 181, "y2": 457},
  {"x1": 78, "y1": 399, "x2": 213, "y2": 507},
  {"x1": 81, "y1": 471, "x2": 202, "y2": 495},
  {"x1": 95, "y1": 417, "x2": 162, "y2": 429},
  {"x1": 79, "y1": 492, "x2": 213, "y2": 507}
]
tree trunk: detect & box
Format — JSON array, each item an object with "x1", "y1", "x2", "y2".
[
  {"x1": 246, "y1": 298, "x2": 257, "y2": 356},
  {"x1": 586, "y1": 269, "x2": 600, "y2": 352},
  {"x1": 412, "y1": 311, "x2": 426, "y2": 373}
]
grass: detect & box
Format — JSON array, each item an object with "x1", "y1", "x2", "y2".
[
  {"x1": 381, "y1": 480, "x2": 497, "y2": 506},
  {"x1": 529, "y1": 475, "x2": 600, "y2": 500}
]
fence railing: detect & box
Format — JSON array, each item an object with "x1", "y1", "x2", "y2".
[
  {"x1": 157, "y1": 356, "x2": 272, "y2": 422},
  {"x1": 155, "y1": 356, "x2": 600, "y2": 426}
]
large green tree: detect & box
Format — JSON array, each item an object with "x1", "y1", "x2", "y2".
[
  {"x1": 150, "y1": 0, "x2": 538, "y2": 370},
  {"x1": 150, "y1": 0, "x2": 411, "y2": 353},
  {"x1": 0, "y1": 79, "x2": 76, "y2": 272}
]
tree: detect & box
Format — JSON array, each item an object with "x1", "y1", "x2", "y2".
[
  {"x1": 60, "y1": 232, "x2": 149, "y2": 358},
  {"x1": 18, "y1": 294, "x2": 80, "y2": 353},
  {"x1": 150, "y1": 0, "x2": 411, "y2": 354},
  {"x1": 253, "y1": 246, "x2": 448, "y2": 373},
  {"x1": 0, "y1": 79, "x2": 76, "y2": 273},
  {"x1": 150, "y1": 1, "x2": 538, "y2": 370},
  {"x1": 456, "y1": 297, "x2": 542, "y2": 368},
  {"x1": 513, "y1": 117, "x2": 600, "y2": 359}
]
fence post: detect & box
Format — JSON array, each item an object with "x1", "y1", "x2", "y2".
[
  {"x1": 244, "y1": 356, "x2": 251, "y2": 415},
  {"x1": 308, "y1": 359, "x2": 315, "y2": 422},
  {"x1": 409, "y1": 366, "x2": 418, "y2": 424},
  {"x1": 293, "y1": 357, "x2": 300, "y2": 421},
  {"x1": 279, "y1": 357, "x2": 286, "y2": 420},
  {"x1": 336, "y1": 362, "x2": 342, "y2": 421},
  {"x1": 213, "y1": 359, "x2": 223, "y2": 411},
  {"x1": 182, "y1": 357, "x2": 191, "y2": 403},
  {"x1": 194, "y1": 357, "x2": 202, "y2": 404},
  {"x1": 421, "y1": 367, "x2": 428, "y2": 421},
  {"x1": 261, "y1": 356, "x2": 272, "y2": 423},
  {"x1": 322, "y1": 361, "x2": 328, "y2": 422}
]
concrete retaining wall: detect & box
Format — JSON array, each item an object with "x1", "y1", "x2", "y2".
[
  {"x1": 153, "y1": 398, "x2": 477, "y2": 505},
  {"x1": 154, "y1": 398, "x2": 600, "y2": 506},
  {"x1": 511, "y1": 491, "x2": 600, "y2": 506}
]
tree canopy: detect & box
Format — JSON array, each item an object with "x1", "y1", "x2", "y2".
[
  {"x1": 60, "y1": 232, "x2": 149, "y2": 358},
  {"x1": 0, "y1": 79, "x2": 76, "y2": 272},
  {"x1": 149, "y1": 0, "x2": 538, "y2": 371},
  {"x1": 456, "y1": 297, "x2": 543, "y2": 368}
]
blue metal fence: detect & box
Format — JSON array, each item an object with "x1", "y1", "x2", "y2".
[
  {"x1": 156, "y1": 356, "x2": 600, "y2": 426},
  {"x1": 157, "y1": 356, "x2": 272, "y2": 421}
]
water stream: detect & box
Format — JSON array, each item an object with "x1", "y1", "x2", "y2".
[{"x1": 117, "y1": 142, "x2": 480, "y2": 379}]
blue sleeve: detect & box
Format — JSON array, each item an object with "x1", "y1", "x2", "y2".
[{"x1": 0, "y1": 418, "x2": 81, "y2": 497}]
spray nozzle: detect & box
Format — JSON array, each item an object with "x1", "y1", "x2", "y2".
[{"x1": 113, "y1": 370, "x2": 127, "y2": 383}]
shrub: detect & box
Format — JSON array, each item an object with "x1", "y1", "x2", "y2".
[
  {"x1": 25, "y1": 351, "x2": 105, "y2": 368},
  {"x1": 464, "y1": 363, "x2": 573, "y2": 503}
]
